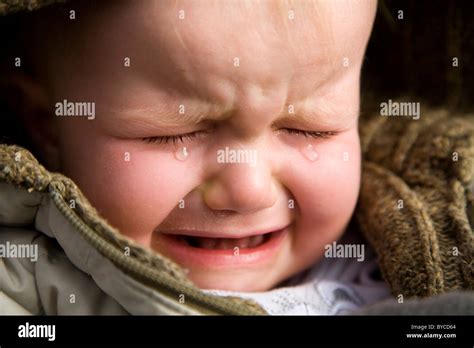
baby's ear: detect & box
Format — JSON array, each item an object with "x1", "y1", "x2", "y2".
[{"x1": 3, "y1": 69, "x2": 59, "y2": 170}]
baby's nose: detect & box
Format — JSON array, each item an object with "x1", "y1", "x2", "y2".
[{"x1": 202, "y1": 153, "x2": 277, "y2": 214}]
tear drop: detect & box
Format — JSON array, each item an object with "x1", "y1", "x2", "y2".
[
  {"x1": 301, "y1": 143, "x2": 318, "y2": 161},
  {"x1": 174, "y1": 146, "x2": 189, "y2": 161}
]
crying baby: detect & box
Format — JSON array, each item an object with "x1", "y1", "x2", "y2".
[{"x1": 7, "y1": 0, "x2": 391, "y2": 314}]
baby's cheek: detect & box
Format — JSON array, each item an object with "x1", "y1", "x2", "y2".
[
  {"x1": 282, "y1": 136, "x2": 360, "y2": 272},
  {"x1": 290, "y1": 132, "x2": 361, "y2": 243},
  {"x1": 69, "y1": 139, "x2": 200, "y2": 244}
]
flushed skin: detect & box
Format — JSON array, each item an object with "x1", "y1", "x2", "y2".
[{"x1": 12, "y1": 0, "x2": 377, "y2": 291}]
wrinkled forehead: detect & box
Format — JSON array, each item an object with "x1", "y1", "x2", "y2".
[
  {"x1": 72, "y1": 1, "x2": 374, "y2": 70},
  {"x1": 141, "y1": 0, "x2": 375, "y2": 80},
  {"x1": 25, "y1": 0, "x2": 376, "y2": 109}
]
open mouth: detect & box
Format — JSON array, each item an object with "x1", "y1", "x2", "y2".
[
  {"x1": 156, "y1": 227, "x2": 289, "y2": 267},
  {"x1": 176, "y1": 232, "x2": 273, "y2": 250}
]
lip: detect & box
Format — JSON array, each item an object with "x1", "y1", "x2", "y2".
[
  {"x1": 154, "y1": 226, "x2": 289, "y2": 269},
  {"x1": 158, "y1": 225, "x2": 287, "y2": 239}
]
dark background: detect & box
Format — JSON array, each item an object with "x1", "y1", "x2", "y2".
[{"x1": 361, "y1": 0, "x2": 474, "y2": 114}]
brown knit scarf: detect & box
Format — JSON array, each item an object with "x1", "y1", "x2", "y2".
[{"x1": 357, "y1": 106, "x2": 474, "y2": 298}]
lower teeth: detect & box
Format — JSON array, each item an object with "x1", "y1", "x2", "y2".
[{"x1": 183, "y1": 233, "x2": 269, "y2": 250}]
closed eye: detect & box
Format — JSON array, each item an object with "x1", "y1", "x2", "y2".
[
  {"x1": 142, "y1": 128, "x2": 336, "y2": 145},
  {"x1": 142, "y1": 130, "x2": 206, "y2": 145},
  {"x1": 279, "y1": 128, "x2": 336, "y2": 139}
]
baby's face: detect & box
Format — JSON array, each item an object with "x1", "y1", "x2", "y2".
[{"x1": 44, "y1": 0, "x2": 376, "y2": 291}]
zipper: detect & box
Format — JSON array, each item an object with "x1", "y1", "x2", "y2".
[{"x1": 49, "y1": 181, "x2": 266, "y2": 315}]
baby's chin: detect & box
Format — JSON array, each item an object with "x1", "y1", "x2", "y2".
[
  {"x1": 188, "y1": 267, "x2": 288, "y2": 292},
  {"x1": 188, "y1": 252, "x2": 317, "y2": 292}
]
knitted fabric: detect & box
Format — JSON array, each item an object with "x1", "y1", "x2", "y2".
[{"x1": 357, "y1": 107, "x2": 474, "y2": 297}]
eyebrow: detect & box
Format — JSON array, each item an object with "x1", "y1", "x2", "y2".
[
  {"x1": 104, "y1": 97, "x2": 357, "y2": 137},
  {"x1": 104, "y1": 102, "x2": 232, "y2": 136},
  {"x1": 275, "y1": 108, "x2": 358, "y2": 132},
  {"x1": 115, "y1": 102, "x2": 231, "y2": 124}
]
